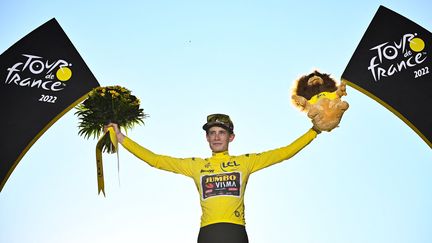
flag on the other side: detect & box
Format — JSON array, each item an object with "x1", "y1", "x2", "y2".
[{"x1": 342, "y1": 6, "x2": 432, "y2": 148}]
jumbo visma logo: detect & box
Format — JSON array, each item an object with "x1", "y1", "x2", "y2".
[
  {"x1": 367, "y1": 33, "x2": 429, "y2": 81},
  {"x1": 5, "y1": 54, "x2": 73, "y2": 92}
]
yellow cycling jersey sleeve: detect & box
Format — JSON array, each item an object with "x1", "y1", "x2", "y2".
[
  {"x1": 246, "y1": 128, "x2": 318, "y2": 173},
  {"x1": 122, "y1": 137, "x2": 195, "y2": 177}
]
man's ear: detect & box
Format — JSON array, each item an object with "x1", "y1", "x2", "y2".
[{"x1": 229, "y1": 133, "x2": 235, "y2": 142}]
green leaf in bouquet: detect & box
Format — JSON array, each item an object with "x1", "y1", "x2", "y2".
[{"x1": 75, "y1": 85, "x2": 148, "y2": 153}]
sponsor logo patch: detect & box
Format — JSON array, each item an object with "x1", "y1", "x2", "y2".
[{"x1": 201, "y1": 172, "x2": 241, "y2": 199}]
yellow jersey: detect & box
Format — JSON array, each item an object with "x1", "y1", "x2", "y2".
[
  {"x1": 308, "y1": 91, "x2": 338, "y2": 104},
  {"x1": 121, "y1": 128, "x2": 318, "y2": 227}
]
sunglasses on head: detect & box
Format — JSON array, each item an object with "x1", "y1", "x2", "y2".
[{"x1": 207, "y1": 114, "x2": 231, "y2": 123}]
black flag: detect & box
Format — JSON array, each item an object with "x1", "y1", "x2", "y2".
[
  {"x1": 342, "y1": 6, "x2": 432, "y2": 148},
  {"x1": 0, "y1": 18, "x2": 100, "y2": 191}
]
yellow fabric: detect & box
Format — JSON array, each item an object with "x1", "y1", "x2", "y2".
[
  {"x1": 308, "y1": 91, "x2": 338, "y2": 104},
  {"x1": 122, "y1": 128, "x2": 317, "y2": 227}
]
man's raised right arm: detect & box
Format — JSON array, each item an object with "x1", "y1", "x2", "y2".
[{"x1": 105, "y1": 123, "x2": 194, "y2": 177}]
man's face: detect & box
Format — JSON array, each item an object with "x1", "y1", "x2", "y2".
[{"x1": 206, "y1": 126, "x2": 235, "y2": 153}]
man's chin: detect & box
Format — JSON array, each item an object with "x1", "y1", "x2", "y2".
[{"x1": 211, "y1": 146, "x2": 225, "y2": 153}]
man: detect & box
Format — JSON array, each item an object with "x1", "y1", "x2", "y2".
[{"x1": 108, "y1": 113, "x2": 320, "y2": 243}]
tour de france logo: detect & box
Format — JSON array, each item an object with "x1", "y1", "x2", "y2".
[
  {"x1": 4, "y1": 54, "x2": 73, "y2": 92},
  {"x1": 367, "y1": 33, "x2": 429, "y2": 82}
]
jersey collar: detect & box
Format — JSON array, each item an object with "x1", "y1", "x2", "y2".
[{"x1": 212, "y1": 151, "x2": 230, "y2": 157}]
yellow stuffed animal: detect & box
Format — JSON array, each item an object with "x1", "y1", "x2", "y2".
[{"x1": 292, "y1": 70, "x2": 349, "y2": 132}]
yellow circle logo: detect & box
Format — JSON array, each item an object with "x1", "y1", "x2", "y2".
[
  {"x1": 409, "y1": 37, "x2": 425, "y2": 52},
  {"x1": 56, "y1": 67, "x2": 72, "y2": 81}
]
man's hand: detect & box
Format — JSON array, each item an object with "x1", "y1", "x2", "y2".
[{"x1": 104, "y1": 123, "x2": 126, "y2": 143}]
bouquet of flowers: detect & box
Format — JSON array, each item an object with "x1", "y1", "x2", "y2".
[{"x1": 75, "y1": 85, "x2": 147, "y2": 153}]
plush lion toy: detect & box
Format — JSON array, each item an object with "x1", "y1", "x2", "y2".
[{"x1": 292, "y1": 70, "x2": 349, "y2": 132}]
